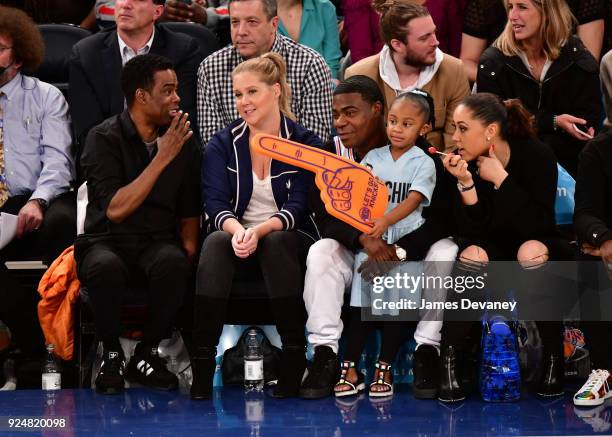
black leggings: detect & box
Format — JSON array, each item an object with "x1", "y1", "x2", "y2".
[
  {"x1": 343, "y1": 307, "x2": 415, "y2": 364},
  {"x1": 193, "y1": 230, "x2": 311, "y2": 350}
]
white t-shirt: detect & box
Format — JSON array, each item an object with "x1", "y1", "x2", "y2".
[{"x1": 240, "y1": 171, "x2": 279, "y2": 228}]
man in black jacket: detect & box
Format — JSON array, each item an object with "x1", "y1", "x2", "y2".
[
  {"x1": 573, "y1": 118, "x2": 612, "y2": 407},
  {"x1": 69, "y1": 0, "x2": 204, "y2": 153}
]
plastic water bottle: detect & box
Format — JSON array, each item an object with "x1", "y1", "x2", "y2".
[
  {"x1": 42, "y1": 344, "x2": 61, "y2": 391},
  {"x1": 244, "y1": 329, "x2": 264, "y2": 392},
  {"x1": 479, "y1": 317, "x2": 521, "y2": 402},
  {"x1": 245, "y1": 390, "x2": 264, "y2": 437}
]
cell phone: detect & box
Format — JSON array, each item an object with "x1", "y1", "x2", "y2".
[{"x1": 573, "y1": 123, "x2": 593, "y2": 139}]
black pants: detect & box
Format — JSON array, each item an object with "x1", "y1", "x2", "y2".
[
  {"x1": 193, "y1": 230, "x2": 311, "y2": 349},
  {"x1": 343, "y1": 307, "x2": 415, "y2": 364},
  {"x1": 577, "y1": 253, "x2": 612, "y2": 369},
  {"x1": 441, "y1": 237, "x2": 575, "y2": 357},
  {"x1": 0, "y1": 192, "x2": 76, "y2": 358},
  {"x1": 75, "y1": 237, "x2": 190, "y2": 349}
]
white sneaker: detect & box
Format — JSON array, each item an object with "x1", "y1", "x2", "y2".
[{"x1": 574, "y1": 369, "x2": 612, "y2": 407}]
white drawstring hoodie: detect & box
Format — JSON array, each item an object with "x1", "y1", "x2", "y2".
[{"x1": 378, "y1": 44, "x2": 445, "y2": 95}]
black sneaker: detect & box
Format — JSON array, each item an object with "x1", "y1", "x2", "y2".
[
  {"x1": 95, "y1": 349, "x2": 126, "y2": 395},
  {"x1": 412, "y1": 344, "x2": 439, "y2": 399},
  {"x1": 126, "y1": 344, "x2": 178, "y2": 391},
  {"x1": 299, "y1": 345, "x2": 339, "y2": 399}
]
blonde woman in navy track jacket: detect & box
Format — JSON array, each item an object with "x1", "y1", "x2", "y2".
[{"x1": 190, "y1": 52, "x2": 323, "y2": 400}]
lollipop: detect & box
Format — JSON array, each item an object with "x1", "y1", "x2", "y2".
[{"x1": 427, "y1": 146, "x2": 449, "y2": 156}]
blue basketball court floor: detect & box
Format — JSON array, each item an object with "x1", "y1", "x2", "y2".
[{"x1": 0, "y1": 384, "x2": 611, "y2": 436}]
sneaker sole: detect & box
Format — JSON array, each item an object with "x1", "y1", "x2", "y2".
[
  {"x1": 574, "y1": 391, "x2": 612, "y2": 407},
  {"x1": 574, "y1": 397, "x2": 605, "y2": 407}
]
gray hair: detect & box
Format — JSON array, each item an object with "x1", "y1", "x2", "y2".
[{"x1": 228, "y1": 0, "x2": 277, "y2": 19}]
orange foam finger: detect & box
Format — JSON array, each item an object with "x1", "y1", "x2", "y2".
[
  {"x1": 251, "y1": 133, "x2": 388, "y2": 233},
  {"x1": 252, "y1": 133, "x2": 357, "y2": 173}
]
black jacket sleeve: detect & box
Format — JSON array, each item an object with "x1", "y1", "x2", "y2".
[
  {"x1": 452, "y1": 140, "x2": 558, "y2": 240},
  {"x1": 171, "y1": 34, "x2": 205, "y2": 146},
  {"x1": 177, "y1": 138, "x2": 202, "y2": 219},
  {"x1": 69, "y1": 41, "x2": 107, "y2": 149},
  {"x1": 574, "y1": 138, "x2": 612, "y2": 247},
  {"x1": 492, "y1": 145, "x2": 558, "y2": 239}
]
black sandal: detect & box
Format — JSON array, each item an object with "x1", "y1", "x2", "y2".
[
  {"x1": 369, "y1": 361, "x2": 394, "y2": 398},
  {"x1": 334, "y1": 361, "x2": 366, "y2": 397}
]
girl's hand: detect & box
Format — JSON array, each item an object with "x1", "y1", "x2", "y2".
[
  {"x1": 443, "y1": 153, "x2": 473, "y2": 185},
  {"x1": 477, "y1": 145, "x2": 508, "y2": 188},
  {"x1": 555, "y1": 114, "x2": 595, "y2": 140},
  {"x1": 368, "y1": 216, "x2": 390, "y2": 239}
]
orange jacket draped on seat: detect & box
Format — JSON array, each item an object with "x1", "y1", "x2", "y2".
[{"x1": 37, "y1": 245, "x2": 81, "y2": 360}]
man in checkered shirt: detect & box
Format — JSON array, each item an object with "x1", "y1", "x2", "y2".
[{"x1": 196, "y1": 0, "x2": 333, "y2": 146}]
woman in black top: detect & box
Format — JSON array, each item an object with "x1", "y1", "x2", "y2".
[
  {"x1": 437, "y1": 93, "x2": 573, "y2": 402},
  {"x1": 475, "y1": 0, "x2": 602, "y2": 177},
  {"x1": 460, "y1": 0, "x2": 604, "y2": 81}
]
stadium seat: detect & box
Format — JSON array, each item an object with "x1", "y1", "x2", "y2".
[
  {"x1": 159, "y1": 22, "x2": 220, "y2": 59},
  {"x1": 34, "y1": 24, "x2": 92, "y2": 95}
]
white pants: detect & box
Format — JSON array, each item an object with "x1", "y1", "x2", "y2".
[
  {"x1": 303, "y1": 237, "x2": 458, "y2": 352},
  {"x1": 303, "y1": 239, "x2": 354, "y2": 353},
  {"x1": 413, "y1": 238, "x2": 458, "y2": 347}
]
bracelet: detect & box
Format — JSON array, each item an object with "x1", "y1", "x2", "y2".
[
  {"x1": 457, "y1": 181, "x2": 475, "y2": 192},
  {"x1": 553, "y1": 115, "x2": 558, "y2": 131}
]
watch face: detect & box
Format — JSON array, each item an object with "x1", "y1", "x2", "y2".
[{"x1": 394, "y1": 245, "x2": 407, "y2": 261}]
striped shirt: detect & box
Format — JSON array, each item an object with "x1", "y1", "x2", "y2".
[{"x1": 196, "y1": 33, "x2": 333, "y2": 147}]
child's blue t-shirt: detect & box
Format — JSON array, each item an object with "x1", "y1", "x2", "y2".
[{"x1": 361, "y1": 145, "x2": 436, "y2": 243}]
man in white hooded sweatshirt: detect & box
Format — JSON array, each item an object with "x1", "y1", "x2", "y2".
[{"x1": 345, "y1": 0, "x2": 469, "y2": 153}]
